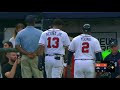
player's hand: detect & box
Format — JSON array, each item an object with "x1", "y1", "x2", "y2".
[{"x1": 38, "y1": 63, "x2": 43, "y2": 71}]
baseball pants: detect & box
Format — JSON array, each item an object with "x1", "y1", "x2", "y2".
[
  {"x1": 74, "y1": 60, "x2": 95, "y2": 78},
  {"x1": 45, "y1": 55, "x2": 64, "y2": 78}
]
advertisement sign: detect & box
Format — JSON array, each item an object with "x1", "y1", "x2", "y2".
[{"x1": 92, "y1": 32, "x2": 117, "y2": 51}]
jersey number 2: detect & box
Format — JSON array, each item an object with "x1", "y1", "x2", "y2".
[
  {"x1": 82, "y1": 42, "x2": 89, "y2": 53},
  {"x1": 47, "y1": 37, "x2": 59, "y2": 48}
]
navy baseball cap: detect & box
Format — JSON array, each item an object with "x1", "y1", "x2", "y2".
[
  {"x1": 25, "y1": 15, "x2": 36, "y2": 23},
  {"x1": 109, "y1": 39, "x2": 118, "y2": 47}
]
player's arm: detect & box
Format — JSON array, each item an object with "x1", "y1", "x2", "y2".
[
  {"x1": 94, "y1": 39, "x2": 103, "y2": 61},
  {"x1": 67, "y1": 50, "x2": 74, "y2": 65},
  {"x1": 34, "y1": 30, "x2": 43, "y2": 56},
  {"x1": 64, "y1": 46, "x2": 68, "y2": 63},
  {"x1": 95, "y1": 52, "x2": 103, "y2": 61},
  {"x1": 63, "y1": 33, "x2": 71, "y2": 63},
  {"x1": 37, "y1": 33, "x2": 45, "y2": 70},
  {"x1": 37, "y1": 45, "x2": 45, "y2": 56},
  {"x1": 67, "y1": 39, "x2": 75, "y2": 66},
  {"x1": 37, "y1": 32, "x2": 45, "y2": 56},
  {"x1": 37, "y1": 45, "x2": 45, "y2": 71}
]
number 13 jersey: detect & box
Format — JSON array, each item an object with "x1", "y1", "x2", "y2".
[
  {"x1": 38, "y1": 29, "x2": 70, "y2": 55},
  {"x1": 68, "y1": 34, "x2": 102, "y2": 60}
]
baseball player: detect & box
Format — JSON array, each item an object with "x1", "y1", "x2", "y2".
[
  {"x1": 67, "y1": 24, "x2": 103, "y2": 78},
  {"x1": 38, "y1": 19, "x2": 70, "y2": 78}
]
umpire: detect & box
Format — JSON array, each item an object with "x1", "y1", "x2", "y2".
[{"x1": 104, "y1": 39, "x2": 120, "y2": 78}]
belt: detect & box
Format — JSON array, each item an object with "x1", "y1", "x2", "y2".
[
  {"x1": 45, "y1": 54, "x2": 54, "y2": 56},
  {"x1": 75, "y1": 59, "x2": 94, "y2": 60},
  {"x1": 45, "y1": 54, "x2": 64, "y2": 57}
]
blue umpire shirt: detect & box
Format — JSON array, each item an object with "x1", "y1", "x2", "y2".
[
  {"x1": 104, "y1": 51, "x2": 120, "y2": 78},
  {"x1": 15, "y1": 26, "x2": 43, "y2": 53}
]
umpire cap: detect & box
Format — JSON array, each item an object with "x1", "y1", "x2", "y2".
[
  {"x1": 82, "y1": 24, "x2": 91, "y2": 32},
  {"x1": 25, "y1": 15, "x2": 36, "y2": 23},
  {"x1": 109, "y1": 39, "x2": 118, "y2": 47}
]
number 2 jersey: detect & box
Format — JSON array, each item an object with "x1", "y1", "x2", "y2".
[
  {"x1": 38, "y1": 29, "x2": 70, "y2": 55},
  {"x1": 69, "y1": 34, "x2": 102, "y2": 60}
]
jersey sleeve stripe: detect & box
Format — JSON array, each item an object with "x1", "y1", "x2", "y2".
[{"x1": 95, "y1": 50, "x2": 102, "y2": 53}]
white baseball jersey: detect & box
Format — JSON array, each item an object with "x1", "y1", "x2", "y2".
[
  {"x1": 69, "y1": 34, "x2": 102, "y2": 60},
  {"x1": 39, "y1": 28, "x2": 70, "y2": 55}
]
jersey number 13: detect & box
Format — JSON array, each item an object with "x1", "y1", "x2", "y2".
[{"x1": 47, "y1": 37, "x2": 59, "y2": 48}]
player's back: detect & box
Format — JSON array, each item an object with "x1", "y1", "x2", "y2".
[
  {"x1": 72, "y1": 34, "x2": 101, "y2": 60},
  {"x1": 43, "y1": 28, "x2": 70, "y2": 55}
]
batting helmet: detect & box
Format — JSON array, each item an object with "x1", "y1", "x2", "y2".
[{"x1": 82, "y1": 24, "x2": 91, "y2": 32}]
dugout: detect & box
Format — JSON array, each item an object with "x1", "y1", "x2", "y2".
[
  {"x1": 0, "y1": 12, "x2": 42, "y2": 48},
  {"x1": 41, "y1": 12, "x2": 120, "y2": 50}
]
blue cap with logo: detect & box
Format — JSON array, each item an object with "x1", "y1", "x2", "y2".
[{"x1": 109, "y1": 39, "x2": 118, "y2": 47}]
